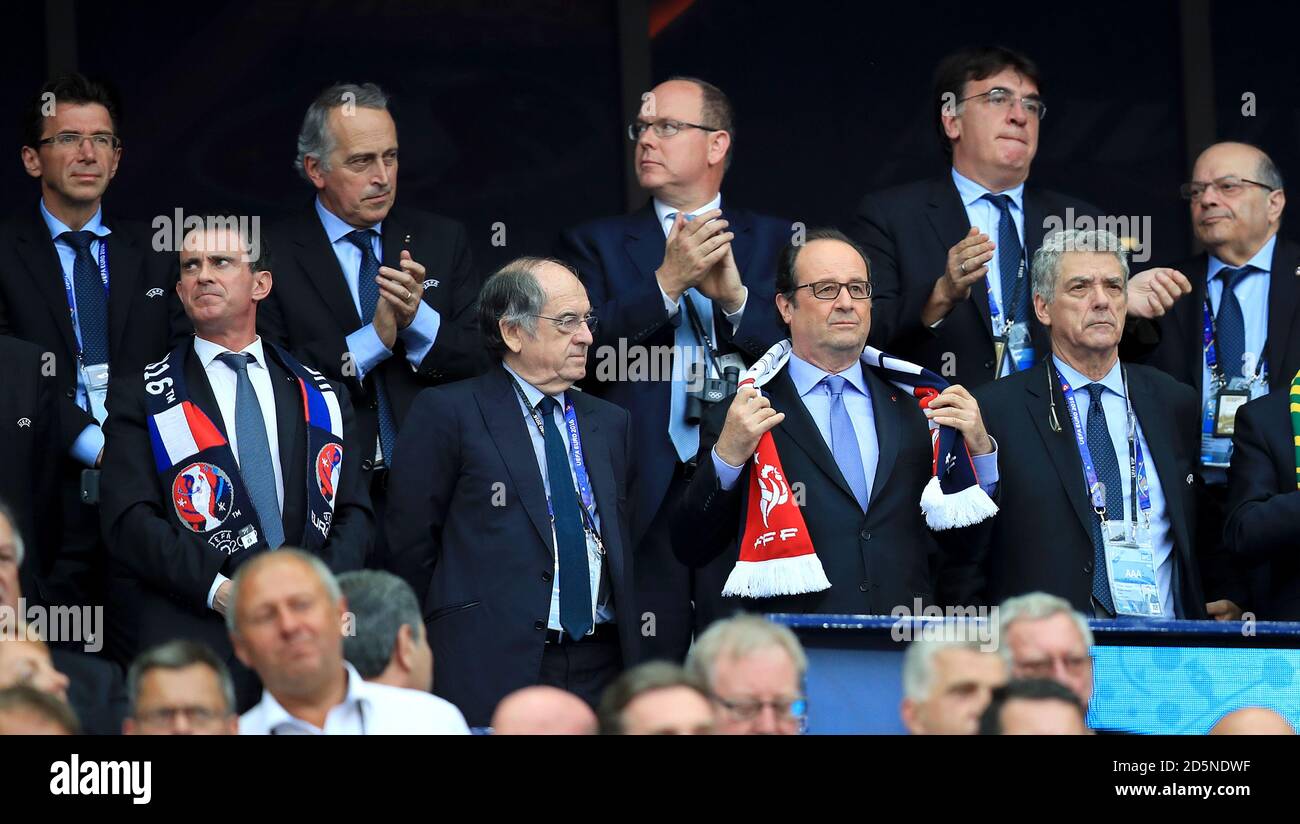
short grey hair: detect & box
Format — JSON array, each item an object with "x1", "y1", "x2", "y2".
[
  {"x1": 337, "y1": 570, "x2": 423, "y2": 679},
  {"x1": 226, "y1": 548, "x2": 342, "y2": 635},
  {"x1": 1256, "y1": 152, "x2": 1285, "y2": 191},
  {"x1": 996, "y1": 592, "x2": 1094, "y2": 667},
  {"x1": 0, "y1": 499, "x2": 24, "y2": 567},
  {"x1": 902, "y1": 637, "x2": 990, "y2": 702},
  {"x1": 686, "y1": 614, "x2": 808, "y2": 690},
  {"x1": 127, "y1": 640, "x2": 235, "y2": 718},
  {"x1": 477, "y1": 257, "x2": 571, "y2": 358},
  {"x1": 294, "y1": 82, "x2": 390, "y2": 180},
  {"x1": 1031, "y1": 228, "x2": 1130, "y2": 304}
]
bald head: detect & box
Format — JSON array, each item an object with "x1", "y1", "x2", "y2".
[
  {"x1": 1210, "y1": 707, "x2": 1295, "y2": 736},
  {"x1": 491, "y1": 686, "x2": 597, "y2": 735},
  {"x1": 1189, "y1": 141, "x2": 1285, "y2": 265}
]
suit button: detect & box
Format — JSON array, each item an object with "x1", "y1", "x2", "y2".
[
  {"x1": 65, "y1": 388, "x2": 75, "y2": 399},
  {"x1": 859, "y1": 581, "x2": 870, "y2": 592},
  {"x1": 361, "y1": 459, "x2": 373, "y2": 471},
  {"x1": 533, "y1": 620, "x2": 545, "y2": 630},
  {"x1": 860, "y1": 529, "x2": 871, "y2": 540},
  {"x1": 984, "y1": 360, "x2": 994, "y2": 369},
  {"x1": 1084, "y1": 562, "x2": 1093, "y2": 574},
  {"x1": 541, "y1": 571, "x2": 553, "y2": 582}
]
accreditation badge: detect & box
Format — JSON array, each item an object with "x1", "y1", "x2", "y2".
[
  {"x1": 82, "y1": 362, "x2": 111, "y2": 425},
  {"x1": 1103, "y1": 520, "x2": 1162, "y2": 617},
  {"x1": 1007, "y1": 321, "x2": 1035, "y2": 373},
  {"x1": 1213, "y1": 389, "x2": 1250, "y2": 437}
]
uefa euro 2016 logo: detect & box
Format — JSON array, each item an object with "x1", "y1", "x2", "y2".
[
  {"x1": 315, "y1": 443, "x2": 343, "y2": 506},
  {"x1": 172, "y1": 462, "x2": 234, "y2": 532}
]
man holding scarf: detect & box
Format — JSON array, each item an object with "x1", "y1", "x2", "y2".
[
  {"x1": 673, "y1": 228, "x2": 999, "y2": 622},
  {"x1": 100, "y1": 216, "x2": 372, "y2": 704}
]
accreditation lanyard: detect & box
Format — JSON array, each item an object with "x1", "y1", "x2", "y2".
[
  {"x1": 58, "y1": 237, "x2": 111, "y2": 362},
  {"x1": 1054, "y1": 364, "x2": 1151, "y2": 534},
  {"x1": 1201, "y1": 297, "x2": 1266, "y2": 389},
  {"x1": 986, "y1": 254, "x2": 1029, "y2": 336},
  {"x1": 512, "y1": 381, "x2": 602, "y2": 550},
  {"x1": 683, "y1": 292, "x2": 721, "y2": 379}
]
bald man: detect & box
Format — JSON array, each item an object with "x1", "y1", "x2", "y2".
[
  {"x1": 491, "y1": 686, "x2": 598, "y2": 735},
  {"x1": 1210, "y1": 707, "x2": 1295, "y2": 735}
]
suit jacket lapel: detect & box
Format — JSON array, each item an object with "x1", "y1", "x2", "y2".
[
  {"x1": 16, "y1": 207, "x2": 78, "y2": 357},
  {"x1": 1025, "y1": 365, "x2": 1096, "y2": 541},
  {"x1": 622, "y1": 203, "x2": 665, "y2": 282},
  {"x1": 476, "y1": 365, "x2": 554, "y2": 553},
  {"x1": 268, "y1": 356, "x2": 304, "y2": 533},
  {"x1": 1183, "y1": 254, "x2": 1210, "y2": 398},
  {"x1": 766, "y1": 369, "x2": 857, "y2": 506},
  {"x1": 926, "y1": 178, "x2": 993, "y2": 339},
  {"x1": 863, "y1": 367, "x2": 899, "y2": 509},
  {"x1": 1022, "y1": 189, "x2": 1051, "y2": 352},
  {"x1": 1266, "y1": 239, "x2": 1300, "y2": 389},
  {"x1": 103, "y1": 225, "x2": 144, "y2": 358},
  {"x1": 725, "y1": 205, "x2": 756, "y2": 281},
  {"x1": 290, "y1": 211, "x2": 362, "y2": 331}
]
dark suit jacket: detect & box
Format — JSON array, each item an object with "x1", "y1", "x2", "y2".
[
  {"x1": 971, "y1": 361, "x2": 1209, "y2": 617},
  {"x1": 99, "y1": 340, "x2": 372, "y2": 662},
  {"x1": 0, "y1": 205, "x2": 187, "y2": 452},
  {"x1": 1141, "y1": 238, "x2": 1300, "y2": 399},
  {"x1": 671, "y1": 365, "x2": 989, "y2": 621},
  {"x1": 850, "y1": 176, "x2": 1099, "y2": 388},
  {"x1": 558, "y1": 201, "x2": 789, "y2": 535},
  {"x1": 0, "y1": 335, "x2": 60, "y2": 605},
  {"x1": 258, "y1": 205, "x2": 485, "y2": 471},
  {"x1": 50, "y1": 648, "x2": 127, "y2": 736},
  {"x1": 385, "y1": 364, "x2": 639, "y2": 726},
  {"x1": 1224, "y1": 389, "x2": 1300, "y2": 620}
]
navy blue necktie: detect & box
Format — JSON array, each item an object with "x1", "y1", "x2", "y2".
[
  {"x1": 539, "y1": 396, "x2": 592, "y2": 640},
  {"x1": 343, "y1": 229, "x2": 399, "y2": 464},
  {"x1": 216, "y1": 353, "x2": 284, "y2": 549},
  {"x1": 1215, "y1": 266, "x2": 1249, "y2": 382},
  {"x1": 983, "y1": 194, "x2": 1026, "y2": 325},
  {"x1": 1084, "y1": 383, "x2": 1120, "y2": 614},
  {"x1": 60, "y1": 230, "x2": 109, "y2": 365},
  {"x1": 823, "y1": 375, "x2": 869, "y2": 512}
]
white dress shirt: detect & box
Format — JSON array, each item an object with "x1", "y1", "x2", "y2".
[{"x1": 240, "y1": 662, "x2": 470, "y2": 735}]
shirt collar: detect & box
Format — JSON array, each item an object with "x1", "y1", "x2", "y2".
[
  {"x1": 1052, "y1": 353, "x2": 1124, "y2": 398},
  {"x1": 194, "y1": 335, "x2": 269, "y2": 371},
  {"x1": 787, "y1": 351, "x2": 869, "y2": 399},
  {"x1": 500, "y1": 361, "x2": 566, "y2": 411},
  {"x1": 315, "y1": 197, "x2": 383, "y2": 245},
  {"x1": 258, "y1": 662, "x2": 369, "y2": 734},
  {"x1": 40, "y1": 199, "x2": 110, "y2": 240},
  {"x1": 653, "y1": 192, "x2": 723, "y2": 231},
  {"x1": 950, "y1": 167, "x2": 1025, "y2": 211},
  {"x1": 1207, "y1": 233, "x2": 1277, "y2": 281}
]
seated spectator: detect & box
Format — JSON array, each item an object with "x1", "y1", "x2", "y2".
[
  {"x1": 978, "y1": 678, "x2": 1088, "y2": 734},
  {"x1": 338, "y1": 570, "x2": 432, "y2": 693},
  {"x1": 998, "y1": 592, "x2": 1093, "y2": 708},
  {"x1": 123, "y1": 640, "x2": 238, "y2": 735},
  {"x1": 1210, "y1": 707, "x2": 1295, "y2": 735},
  {"x1": 901, "y1": 637, "x2": 1007, "y2": 735},
  {"x1": 0, "y1": 685, "x2": 79, "y2": 734},
  {"x1": 686, "y1": 614, "x2": 808, "y2": 735},
  {"x1": 229, "y1": 549, "x2": 468, "y2": 735},
  {"x1": 491, "y1": 686, "x2": 598, "y2": 735},
  {"x1": 598, "y1": 662, "x2": 715, "y2": 735}
]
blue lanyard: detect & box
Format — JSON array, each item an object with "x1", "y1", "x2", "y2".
[
  {"x1": 1054, "y1": 363, "x2": 1150, "y2": 525},
  {"x1": 59, "y1": 236, "x2": 111, "y2": 356},
  {"x1": 513, "y1": 381, "x2": 599, "y2": 536},
  {"x1": 1201, "y1": 297, "x2": 1266, "y2": 386}
]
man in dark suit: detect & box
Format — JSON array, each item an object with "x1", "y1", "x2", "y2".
[
  {"x1": 100, "y1": 217, "x2": 371, "y2": 703},
  {"x1": 258, "y1": 82, "x2": 483, "y2": 573},
  {"x1": 387, "y1": 258, "x2": 639, "y2": 727},
  {"x1": 0, "y1": 336, "x2": 59, "y2": 606},
  {"x1": 1142, "y1": 143, "x2": 1298, "y2": 616},
  {"x1": 973, "y1": 228, "x2": 1223, "y2": 619},
  {"x1": 558, "y1": 77, "x2": 789, "y2": 659},
  {"x1": 672, "y1": 229, "x2": 999, "y2": 620},
  {"x1": 1224, "y1": 384, "x2": 1300, "y2": 620},
  {"x1": 849, "y1": 46, "x2": 1186, "y2": 390},
  {"x1": 0, "y1": 74, "x2": 184, "y2": 608}
]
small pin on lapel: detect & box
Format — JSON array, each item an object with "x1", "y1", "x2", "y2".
[{"x1": 1186, "y1": 474, "x2": 1193, "y2": 485}]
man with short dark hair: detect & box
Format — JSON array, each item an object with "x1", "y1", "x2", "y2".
[
  {"x1": 598, "y1": 661, "x2": 714, "y2": 735},
  {"x1": 978, "y1": 678, "x2": 1088, "y2": 734},
  {"x1": 338, "y1": 569, "x2": 433, "y2": 692},
  {"x1": 123, "y1": 639, "x2": 237, "y2": 735}
]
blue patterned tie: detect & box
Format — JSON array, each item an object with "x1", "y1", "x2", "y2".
[
  {"x1": 60, "y1": 230, "x2": 109, "y2": 365},
  {"x1": 824, "y1": 375, "x2": 869, "y2": 512},
  {"x1": 983, "y1": 194, "x2": 1026, "y2": 325},
  {"x1": 343, "y1": 229, "x2": 398, "y2": 464},
  {"x1": 1085, "y1": 383, "x2": 1119, "y2": 613},
  {"x1": 1215, "y1": 266, "x2": 1249, "y2": 382},
  {"x1": 539, "y1": 396, "x2": 592, "y2": 640},
  {"x1": 217, "y1": 353, "x2": 284, "y2": 549}
]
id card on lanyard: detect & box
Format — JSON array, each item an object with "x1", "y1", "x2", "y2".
[
  {"x1": 61, "y1": 239, "x2": 112, "y2": 424},
  {"x1": 1200, "y1": 298, "x2": 1266, "y2": 467},
  {"x1": 989, "y1": 255, "x2": 1035, "y2": 376},
  {"x1": 1054, "y1": 363, "x2": 1162, "y2": 617}
]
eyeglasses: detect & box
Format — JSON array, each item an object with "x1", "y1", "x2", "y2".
[
  {"x1": 957, "y1": 87, "x2": 1047, "y2": 121},
  {"x1": 1180, "y1": 175, "x2": 1278, "y2": 201},
  {"x1": 38, "y1": 132, "x2": 121, "y2": 151},
  {"x1": 793, "y1": 280, "x2": 873, "y2": 300},
  {"x1": 713, "y1": 695, "x2": 808, "y2": 723},
  {"x1": 1015, "y1": 654, "x2": 1092, "y2": 680},
  {"x1": 627, "y1": 119, "x2": 721, "y2": 141},
  {"x1": 532, "y1": 312, "x2": 599, "y2": 334},
  {"x1": 134, "y1": 706, "x2": 228, "y2": 727}
]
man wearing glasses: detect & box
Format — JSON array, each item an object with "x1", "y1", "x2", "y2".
[
  {"x1": 849, "y1": 46, "x2": 1187, "y2": 390},
  {"x1": 685, "y1": 614, "x2": 809, "y2": 735},
  {"x1": 559, "y1": 77, "x2": 789, "y2": 662},
  {"x1": 0, "y1": 74, "x2": 183, "y2": 629}
]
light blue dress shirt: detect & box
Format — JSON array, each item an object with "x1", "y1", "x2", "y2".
[
  {"x1": 41, "y1": 199, "x2": 111, "y2": 467},
  {"x1": 712, "y1": 352, "x2": 999, "y2": 496},
  {"x1": 501, "y1": 363, "x2": 613, "y2": 629},
  {"x1": 1053, "y1": 355, "x2": 1175, "y2": 617},
  {"x1": 314, "y1": 199, "x2": 440, "y2": 381}
]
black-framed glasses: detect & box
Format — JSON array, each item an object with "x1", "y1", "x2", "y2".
[
  {"x1": 1180, "y1": 175, "x2": 1278, "y2": 201},
  {"x1": 627, "y1": 119, "x2": 721, "y2": 141},
  {"x1": 713, "y1": 695, "x2": 808, "y2": 723},
  {"x1": 957, "y1": 87, "x2": 1046, "y2": 120},
  {"x1": 38, "y1": 132, "x2": 121, "y2": 151},
  {"x1": 794, "y1": 280, "x2": 873, "y2": 300},
  {"x1": 532, "y1": 312, "x2": 598, "y2": 334}
]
